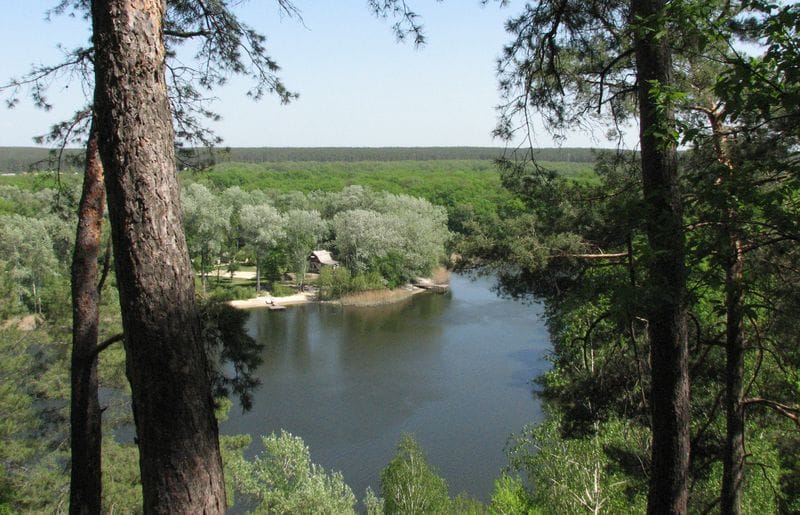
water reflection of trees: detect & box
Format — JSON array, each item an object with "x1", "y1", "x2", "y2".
[
  {"x1": 251, "y1": 307, "x2": 313, "y2": 374},
  {"x1": 242, "y1": 292, "x2": 455, "y2": 437}
]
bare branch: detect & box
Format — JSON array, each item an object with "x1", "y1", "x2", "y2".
[
  {"x1": 89, "y1": 333, "x2": 124, "y2": 360},
  {"x1": 743, "y1": 398, "x2": 800, "y2": 428}
]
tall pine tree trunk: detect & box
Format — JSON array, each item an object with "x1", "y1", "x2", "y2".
[
  {"x1": 91, "y1": 0, "x2": 226, "y2": 511},
  {"x1": 722, "y1": 235, "x2": 745, "y2": 515},
  {"x1": 69, "y1": 124, "x2": 105, "y2": 515},
  {"x1": 632, "y1": 0, "x2": 691, "y2": 512},
  {"x1": 709, "y1": 109, "x2": 745, "y2": 515}
]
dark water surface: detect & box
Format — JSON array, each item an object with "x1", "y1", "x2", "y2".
[{"x1": 221, "y1": 273, "x2": 550, "y2": 502}]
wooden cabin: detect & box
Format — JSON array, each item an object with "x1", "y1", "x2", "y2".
[{"x1": 308, "y1": 250, "x2": 339, "y2": 273}]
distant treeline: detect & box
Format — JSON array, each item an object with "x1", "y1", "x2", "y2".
[
  {"x1": 0, "y1": 147, "x2": 84, "y2": 172},
  {"x1": 0, "y1": 146, "x2": 599, "y2": 172},
  {"x1": 206, "y1": 146, "x2": 598, "y2": 164}
]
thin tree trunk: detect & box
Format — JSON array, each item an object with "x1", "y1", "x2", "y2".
[
  {"x1": 91, "y1": 1, "x2": 226, "y2": 512},
  {"x1": 722, "y1": 235, "x2": 745, "y2": 514},
  {"x1": 632, "y1": 0, "x2": 691, "y2": 511},
  {"x1": 709, "y1": 108, "x2": 746, "y2": 515},
  {"x1": 201, "y1": 250, "x2": 208, "y2": 294},
  {"x1": 256, "y1": 254, "x2": 261, "y2": 293},
  {"x1": 69, "y1": 124, "x2": 105, "y2": 515}
]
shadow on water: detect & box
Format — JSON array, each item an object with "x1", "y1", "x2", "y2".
[{"x1": 223, "y1": 273, "x2": 550, "y2": 504}]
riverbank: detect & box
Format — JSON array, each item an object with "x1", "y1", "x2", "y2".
[
  {"x1": 227, "y1": 267, "x2": 450, "y2": 310},
  {"x1": 227, "y1": 291, "x2": 314, "y2": 309},
  {"x1": 226, "y1": 285, "x2": 430, "y2": 310}
]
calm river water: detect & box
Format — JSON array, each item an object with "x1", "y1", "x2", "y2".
[{"x1": 221, "y1": 273, "x2": 550, "y2": 503}]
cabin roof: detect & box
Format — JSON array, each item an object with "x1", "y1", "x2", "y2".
[{"x1": 309, "y1": 250, "x2": 338, "y2": 265}]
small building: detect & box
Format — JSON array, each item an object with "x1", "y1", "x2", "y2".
[{"x1": 308, "y1": 250, "x2": 339, "y2": 273}]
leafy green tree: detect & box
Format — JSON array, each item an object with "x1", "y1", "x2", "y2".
[
  {"x1": 280, "y1": 209, "x2": 327, "y2": 287},
  {"x1": 506, "y1": 416, "x2": 648, "y2": 514},
  {"x1": 332, "y1": 209, "x2": 402, "y2": 274},
  {"x1": 240, "y1": 203, "x2": 284, "y2": 293},
  {"x1": 0, "y1": 329, "x2": 40, "y2": 509},
  {"x1": 373, "y1": 193, "x2": 450, "y2": 277},
  {"x1": 490, "y1": 0, "x2": 728, "y2": 505},
  {"x1": 0, "y1": 214, "x2": 60, "y2": 314},
  {"x1": 489, "y1": 475, "x2": 538, "y2": 515},
  {"x1": 0, "y1": 261, "x2": 23, "y2": 320},
  {"x1": 220, "y1": 186, "x2": 251, "y2": 270},
  {"x1": 664, "y1": 5, "x2": 800, "y2": 509},
  {"x1": 317, "y1": 266, "x2": 355, "y2": 300},
  {"x1": 331, "y1": 193, "x2": 448, "y2": 281},
  {"x1": 183, "y1": 183, "x2": 232, "y2": 293},
  {"x1": 229, "y1": 431, "x2": 356, "y2": 514},
  {"x1": 315, "y1": 185, "x2": 375, "y2": 218},
  {"x1": 380, "y1": 434, "x2": 451, "y2": 515}
]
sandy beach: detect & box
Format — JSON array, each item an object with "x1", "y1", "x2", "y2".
[
  {"x1": 226, "y1": 268, "x2": 449, "y2": 310},
  {"x1": 227, "y1": 292, "x2": 314, "y2": 309},
  {"x1": 227, "y1": 284, "x2": 442, "y2": 310}
]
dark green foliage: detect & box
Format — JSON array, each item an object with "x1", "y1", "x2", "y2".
[
  {"x1": 0, "y1": 327, "x2": 70, "y2": 512},
  {"x1": 370, "y1": 253, "x2": 409, "y2": 289},
  {"x1": 318, "y1": 266, "x2": 354, "y2": 300},
  {"x1": 464, "y1": 136, "x2": 800, "y2": 509},
  {"x1": 715, "y1": 2, "x2": 800, "y2": 130},
  {"x1": 349, "y1": 271, "x2": 385, "y2": 293}
]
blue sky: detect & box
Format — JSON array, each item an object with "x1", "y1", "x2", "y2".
[{"x1": 1, "y1": 1, "x2": 623, "y2": 148}]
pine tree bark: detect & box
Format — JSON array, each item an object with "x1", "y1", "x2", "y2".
[
  {"x1": 631, "y1": 0, "x2": 691, "y2": 512},
  {"x1": 710, "y1": 110, "x2": 745, "y2": 515},
  {"x1": 722, "y1": 235, "x2": 745, "y2": 515},
  {"x1": 91, "y1": 0, "x2": 226, "y2": 512},
  {"x1": 69, "y1": 124, "x2": 105, "y2": 515}
]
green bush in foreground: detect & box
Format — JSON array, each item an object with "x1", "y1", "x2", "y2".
[
  {"x1": 229, "y1": 430, "x2": 356, "y2": 514},
  {"x1": 380, "y1": 434, "x2": 451, "y2": 514}
]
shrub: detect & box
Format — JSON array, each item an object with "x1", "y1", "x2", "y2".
[
  {"x1": 350, "y1": 271, "x2": 384, "y2": 292},
  {"x1": 370, "y1": 252, "x2": 408, "y2": 288},
  {"x1": 207, "y1": 285, "x2": 253, "y2": 302},
  {"x1": 270, "y1": 281, "x2": 294, "y2": 297},
  {"x1": 318, "y1": 266, "x2": 353, "y2": 300}
]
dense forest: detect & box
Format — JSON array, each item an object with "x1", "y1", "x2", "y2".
[
  {"x1": 1, "y1": 0, "x2": 799, "y2": 513},
  {"x1": 0, "y1": 146, "x2": 597, "y2": 172}
]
